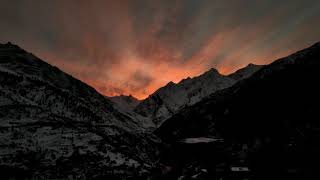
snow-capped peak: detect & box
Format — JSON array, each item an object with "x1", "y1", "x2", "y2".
[
  {"x1": 107, "y1": 94, "x2": 141, "y2": 112},
  {"x1": 134, "y1": 65, "x2": 262, "y2": 126}
]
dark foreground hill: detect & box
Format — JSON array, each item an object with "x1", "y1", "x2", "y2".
[
  {"x1": 156, "y1": 42, "x2": 320, "y2": 179},
  {"x1": 0, "y1": 42, "x2": 161, "y2": 179}
]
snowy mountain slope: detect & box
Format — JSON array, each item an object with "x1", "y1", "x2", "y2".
[
  {"x1": 0, "y1": 42, "x2": 160, "y2": 179},
  {"x1": 155, "y1": 41, "x2": 320, "y2": 179},
  {"x1": 157, "y1": 41, "x2": 320, "y2": 142},
  {"x1": 106, "y1": 95, "x2": 157, "y2": 130},
  {"x1": 107, "y1": 95, "x2": 140, "y2": 113},
  {"x1": 134, "y1": 65, "x2": 262, "y2": 126},
  {"x1": 228, "y1": 63, "x2": 264, "y2": 80}
]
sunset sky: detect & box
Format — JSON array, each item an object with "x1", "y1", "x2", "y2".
[{"x1": 1, "y1": 0, "x2": 320, "y2": 99}]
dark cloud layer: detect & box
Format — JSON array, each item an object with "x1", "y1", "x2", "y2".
[{"x1": 1, "y1": 0, "x2": 320, "y2": 99}]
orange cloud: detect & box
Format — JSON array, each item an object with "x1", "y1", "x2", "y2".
[{"x1": 2, "y1": 0, "x2": 319, "y2": 99}]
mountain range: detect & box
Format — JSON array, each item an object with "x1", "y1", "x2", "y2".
[
  {"x1": 0, "y1": 41, "x2": 319, "y2": 179},
  {"x1": 156, "y1": 41, "x2": 320, "y2": 179},
  {"x1": 110, "y1": 63, "x2": 263, "y2": 127}
]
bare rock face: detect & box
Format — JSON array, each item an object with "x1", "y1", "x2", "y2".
[{"x1": 0, "y1": 42, "x2": 161, "y2": 179}]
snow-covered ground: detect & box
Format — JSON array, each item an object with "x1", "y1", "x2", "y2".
[{"x1": 180, "y1": 137, "x2": 224, "y2": 144}]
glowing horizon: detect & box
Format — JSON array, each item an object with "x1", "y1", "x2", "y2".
[{"x1": 1, "y1": 0, "x2": 320, "y2": 99}]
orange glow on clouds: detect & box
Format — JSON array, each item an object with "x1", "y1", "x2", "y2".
[{"x1": 1, "y1": 0, "x2": 320, "y2": 99}]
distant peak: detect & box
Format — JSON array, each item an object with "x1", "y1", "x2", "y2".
[
  {"x1": 167, "y1": 81, "x2": 176, "y2": 86},
  {"x1": 183, "y1": 77, "x2": 191, "y2": 80},
  {"x1": 228, "y1": 63, "x2": 264, "y2": 80},
  {"x1": 179, "y1": 77, "x2": 191, "y2": 83},
  {"x1": 109, "y1": 94, "x2": 140, "y2": 102},
  {"x1": 127, "y1": 94, "x2": 140, "y2": 101},
  {"x1": 0, "y1": 41, "x2": 23, "y2": 51},
  {"x1": 247, "y1": 63, "x2": 256, "y2": 67},
  {"x1": 156, "y1": 81, "x2": 176, "y2": 93},
  {"x1": 203, "y1": 67, "x2": 221, "y2": 76},
  {"x1": 0, "y1": 41, "x2": 15, "y2": 46},
  {"x1": 121, "y1": 94, "x2": 138, "y2": 99},
  {"x1": 245, "y1": 63, "x2": 264, "y2": 69},
  {"x1": 209, "y1": 67, "x2": 219, "y2": 73}
]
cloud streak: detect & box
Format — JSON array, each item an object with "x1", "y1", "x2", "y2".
[{"x1": 1, "y1": 0, "x2": 320, "y2": 99}]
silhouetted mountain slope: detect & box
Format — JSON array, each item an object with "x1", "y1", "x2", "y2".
[
  {"x1": 155, "y1": 42, "x2": 320, "y2": 179},
  {"x1": 228, "y1": 63, "x2": 264, "y2": 80},
  {"x1": 134, "y1": 65, "x2": 262, "y2": 126},
  {"x1": 0, "y1": 42, "x2": 160, "y2": 179}
]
